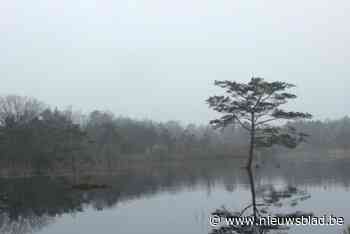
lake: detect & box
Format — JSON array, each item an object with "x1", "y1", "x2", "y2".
[{"x1": 0, "y1": 158, "x2": 349, "y2": 234}]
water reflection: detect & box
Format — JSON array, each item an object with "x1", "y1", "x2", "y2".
[
  {"x1": 0, "y1": 159, "x2": 348, "y2": 234},
  {"x1": 210, "y1": 168, "x2": 312, "y2": 234}
]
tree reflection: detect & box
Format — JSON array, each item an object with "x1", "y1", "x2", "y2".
[
  {"x1": 0, "y1": 213, "x2": 53, "y2": 234},
  {"x1": 0, "y1": 160, "x2": 345, "y2": 234},
  {"x1": 210, "y1": 168, "x2": 312, "y2": 234}
]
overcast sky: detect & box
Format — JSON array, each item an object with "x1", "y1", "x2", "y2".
[{"x1": 1, "y1": 0, "x2": 349, "y2": 124}]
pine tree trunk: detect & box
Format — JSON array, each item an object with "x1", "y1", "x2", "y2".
[{"x1": 247, "y1": 113, "x2": 255, "y2": 169}]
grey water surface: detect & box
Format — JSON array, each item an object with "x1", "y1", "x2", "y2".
[{"x1": 0, "y1": 159, "x2": 349, "y2": 234}]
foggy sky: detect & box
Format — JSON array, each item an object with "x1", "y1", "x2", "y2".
[{"x1": 1, "y1": 0, "x2": 349, "y2": 124}]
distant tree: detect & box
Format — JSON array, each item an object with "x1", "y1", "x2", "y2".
[
  {"x1": 207, "y1": 77, "x2": 312, "y2": 169},
  {"x1": 0, "y1": 95, "x2": 46, "y2": 127},
  {"x1": 0, "y1": 101, "x2": 89, "y2": 175},
  {"x1": 335, "y1": 116, "x2": 350, "y2": 149},
  {"x1": 88, "y1": 110, "x2": 115, "y2": 126}
]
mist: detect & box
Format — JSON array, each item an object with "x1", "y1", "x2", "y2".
[{"x1": 1, "y1": 0, "x2": 350, "y2": 123}]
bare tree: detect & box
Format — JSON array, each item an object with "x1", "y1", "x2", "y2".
[{"x1": 0, "y1": 95, "x2": 46, "y2": 127}]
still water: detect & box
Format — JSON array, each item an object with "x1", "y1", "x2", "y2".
[{"x1": 0, "y1": 159, "x2": 349, "y2": 234}]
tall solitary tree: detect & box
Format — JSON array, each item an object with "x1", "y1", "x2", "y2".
[{"x1": 207, "y1": 77, "x2": 312, "y2": 169}]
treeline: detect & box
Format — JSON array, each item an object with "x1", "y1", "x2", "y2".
[
  {"x1": 291, "y1": 117, "x2": 350, "y2": 150},
  {"x1": 0, "y1": 95, "x2": 349, "y2": 175},
  {"x1": 0, "y1": 95, "x2": 248, "y2": 175}
]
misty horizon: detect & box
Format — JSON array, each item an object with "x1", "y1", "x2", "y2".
[{"x1": 1, "y1": 0, "x2": 350, "y2": 124}]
